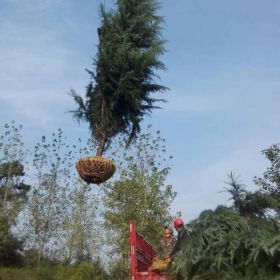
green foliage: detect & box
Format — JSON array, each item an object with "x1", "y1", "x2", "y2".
[
  {"x1": 2, "y1": 121, "x2": 279, "y2": 279},
  {"x1": 23, "y1": 248, "x2": 39, "y2": 267},
  {"x1": 0, "y1": 262, "x2": 108, "y2": 280},
  {"x1": 28, "y1": 129, "x2": 73, "y2": 267},
  {"x1": 108, "y1": 258, "x2": 130, "y2": 280},
  {"x1": 61, "y1": 183, "x2": 101, "y2": 265},
  {"x1": 174, "y1": 158, "x2": 280, "y2": 280},
  {"x1": 103, "y1": 128, "x2": 175, "y2": 277},
  {"x1": 225, "y1": 172, "x2": 274, "y2": 218},
  {"x1": 0, "y1": 122, "x2": 30, "y2": 266},
  {"x1": 0, "y1": 123, "x2": 30, "y2": 228},
  {"x1": 0, "y1": 231, "x2": 23, "y2": 267},
  {"x1": 173, "y1": 206, "x2": 280, "y2": 280},
  {"x1": 71, "y1": 0, "x2": 167, "y2": 155},
  {"x1": 224, "y1": 173, "x2": 247, "y2": 214},
  {"x1": 0, "y1": 160, "x2": 24, "y2": 178},
  {"x1": 254, "y1": 143, "x2": 280, "y2": 214},
  {"x1": 0, "y1": 161, "x2": 30, "y2": 229},
  {"x1": 0, "y1": 266, "x2": 57, "y2": 280},
  {"x1": 242, "y1": 191, "x2": 274, "y2": 217},
  {"x1": 67, "y1": 262, "x2": 107, "y2": 280}
]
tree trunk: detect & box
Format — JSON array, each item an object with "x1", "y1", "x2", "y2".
[
  {"x1": 96, "y1": 137, "x2": 107, "y2": 157},
  {"x1": 37, "y1": 241, "x2": 43, "y2": 268}
]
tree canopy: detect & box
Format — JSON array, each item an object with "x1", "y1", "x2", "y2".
[{"x1": 71, "y1": 0, "x2": 167, "y2": 155}]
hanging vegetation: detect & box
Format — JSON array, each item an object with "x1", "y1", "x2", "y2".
[{"x1": 70, "y1": 0, "x2": 167, "y2": 184}]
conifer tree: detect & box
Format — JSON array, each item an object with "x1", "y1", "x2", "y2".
[
  {"x1": 225, "y1": 172, "x2": 273, "y2": 218},
  {"x1": 71, "y1": 0, "x2": 167, "y2": 156}
]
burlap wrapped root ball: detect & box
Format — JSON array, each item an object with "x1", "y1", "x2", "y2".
[{"x1": 76, "y1": 156, "x2": 116, "y2": 184}]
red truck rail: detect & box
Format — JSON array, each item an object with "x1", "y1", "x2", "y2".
[{"x1": 129, "y1": 220, "x2": 170, "y2": 280}]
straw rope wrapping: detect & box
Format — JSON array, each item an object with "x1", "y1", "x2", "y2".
[
  {"x1": 76, "y1": 156, "x2": 116, "y2": 184},
  {"x1": 150, "y1": 258, "x2": 170, "y2": 272}
]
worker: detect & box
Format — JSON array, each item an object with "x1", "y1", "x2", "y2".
[
  {"x1": 150, "y1": 226, "x2": 176, "y2": 272},
  {"x1": 169, "y1": 218, "x2": 188, "y2": 258},
  {"x1": 159, "y1": 226, "x2": 176, "y2": 259}
]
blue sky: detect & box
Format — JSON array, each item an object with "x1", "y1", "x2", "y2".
[{"x1": 0, "y1": 0, "x2": 280, "y2": 221}]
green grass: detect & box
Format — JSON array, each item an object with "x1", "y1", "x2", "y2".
[
  {"x1": 0, "y1": 267, "x2": 55, "y2": 280},
  {"x1": 0, "y1": 263, "x2": 108, "y2": 280}
]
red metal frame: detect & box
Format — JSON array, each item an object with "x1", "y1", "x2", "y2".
[{"x1": 129, "y1": 220, "x2": 170, "y2": 280}]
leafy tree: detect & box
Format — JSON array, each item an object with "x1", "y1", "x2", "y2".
[
  {"x1": 254, "y1": 143, "x2": 280, "y2": 214},
  {"x1": 0, "y1": 122, "x2": 30, "y2": 266},
  {"x1": 0, "y1": 226, "x2": 23, "y2": 266},
  {"x1": 242, "y1": 191, "x2": 274, "y2": 218},
  {"x1": 103, "y1": 128, "x2": 176, "y2": 279},
  {"x1": 70, "y1": 0, "x2": 167, "y2": 155},
  {"x1": 0, "y1": 123, "x2": 30, "y2": 230},
  {"x1": 60, "y1": 182, "x2": 101, "y2": 265},
  {"x1": 27, "y1": 129, "x2": 74, "y2": 267},
  {"x1": 0, "y1": 161, "x2": 30, "y2": 232}
]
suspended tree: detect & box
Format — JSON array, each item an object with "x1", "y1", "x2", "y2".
[{"x1": 71, "y1": 0, "x2": 167, "y2": 184}]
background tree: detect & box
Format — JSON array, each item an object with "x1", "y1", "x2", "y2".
[
  {"x1": 173, "y1": 149, "x2": 280, "y2": 280},
  {"x1": 173, "y1": 206, "x2": 280, "y2": 280},
  {"x1": 60, "y1": 181, "x2": 101, "y2": 266},
  {"x1": 27, "y1": 129, "x2": 73, "y2": 267},
  {"x1": 254, "y1": 143, "x2": 280, "y2": 214},
  {"x1": 224, "y1": 172, "x2": 247, "y2": 215},
  {"x1": 225, "y1": 172, "x2": 273, "y2": 218},
  {"x1": 103, "y1": 128, "x2": 176, "y2": 279},
  {"x1": 0, "y1": 122, "x2": 30, "y2": 266},
  {"x1": 70, "y1": 0, "x2": 167, "y2": 156}
]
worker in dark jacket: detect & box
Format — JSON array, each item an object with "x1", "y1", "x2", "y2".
[{"x1": 169, "y1": 218, "x2": 188, "y2": 258}]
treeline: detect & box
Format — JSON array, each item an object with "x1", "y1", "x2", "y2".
[
  {"x1": 0, "y1": 122, "x2": 175, "y2": 280},
  {"x1": 1, "y1": 121, "x2": 280, "y2": 280}
]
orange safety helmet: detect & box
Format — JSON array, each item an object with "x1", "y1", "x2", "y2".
[{"x1": 173, "y1": 218, "x2": 184, "y2": 228}]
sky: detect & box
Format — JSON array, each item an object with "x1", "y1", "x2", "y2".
[{"x1": 0, "y1": 0, "x2": 280, "y2": 221}]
